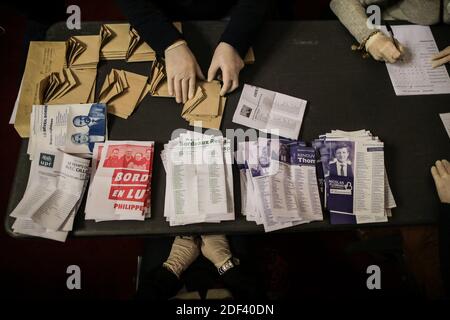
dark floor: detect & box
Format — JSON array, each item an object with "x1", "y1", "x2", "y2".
[{"x1": 0, "y1": 0, "x2": 444, "y2": 300}]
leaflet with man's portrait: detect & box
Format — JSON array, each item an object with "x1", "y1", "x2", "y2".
[{"x1": 28, "y1": 103, "x2": 107, "y2": 159}]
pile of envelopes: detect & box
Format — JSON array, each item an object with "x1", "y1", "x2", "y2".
[
  {"x1": 14, "y1": 37, "x2": 100, "y2": 137},
  {"x1": 38, "y1": 68, "x2": 95, "y2": 105},
  {"x1": 137, "y1": 60, "x2": 171, "y2": 101},
  {"x1": 100, "y1": 22, "x2": 182, "y2": 62},
  {"x1": 65, "y1": 35, "x2": 100, "y2": 69},
  {"x1": 99, "y1": 69, "x2": 148, "y2": 119},
  {"x1": 135, "y1": 60, "x2": 227, "y2": 129},
  {"x1": 182, "y1": 81, "x2": 226, "y2": 130}
]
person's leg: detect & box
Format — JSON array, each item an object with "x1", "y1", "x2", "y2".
[
  {"x1": 201, "y1": 234, "x2": 266, "y2": 300},
  {"x1": 140, "y1": 236, "x2": 175, "y2": 273},
  {"x1": 137, "y1": 236, "x2": 200, "y2": 300}
]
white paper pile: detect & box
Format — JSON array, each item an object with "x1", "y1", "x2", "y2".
[
  {"x1": 10, "y1": 149, "x2": 90, "y2": 242},
  {"x1": 313, "y1": 130, "x2": 396, "y2": 224},
  {"x1": 236, "y1": 138, "x2": 323, "y2": 232},
  {"x1": 85, "y1": 140, "x2": 155, "y2": 221},
  {"x1": 28, "y1": 103, "x2": 107, "y2": 159},
  {"x1": 161, "y1": 131, "x2": 234, "y2": 226}
]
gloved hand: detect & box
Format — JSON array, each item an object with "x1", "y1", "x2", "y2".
[
  {"x1": 208, "y1": 42, "x2": 244, "y2": 96},
  {"x1": 365, "y1": 32, "x2": 405, "y2": 63},
  {"x1": 200, "y1": 234, "x2": 232, "y2": 268},
  {"x1": 164, "y1": 40, "x2": 205, "y2": 103},
  {"x1": 163, "y1": 236, "x2": 200, "y2": 278},
  {"x1": 431, "y1": 46, "x2": 450, "y2": 68},
  {"x1": 431, "y1": 160, "x2": 450, "y2": 204}
]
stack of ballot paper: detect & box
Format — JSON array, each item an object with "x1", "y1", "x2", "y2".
[
  {"x1": 100, "y1": 23, "x2": 182, "y2": 62},
  {"x1": 28, "y1": 103, "x2": 107, "y2": 159},
  {"x1": 13, "y1": 39, "x2": 99, "y2": 137},
  {"x1": 313, "y1": 130, "x2": 396, "y2": 224},
  {"x1": 233, "y1": 84, "x2": 307, "y2": 140},
  {"x1": 85, "y1": 140, "x2": 155, "y2": 221},
  {"x1": 181, "y1": 80, "x2": 226, "y2": 130},
  {"x1": 236, "y1": 138, "x2": 323, "y2": 232},
  {"x1": 99, "y1": 69, "x2": 148, "y2": 119},
  {"x1": 10, "y1": 149, "x2": 90, "y2": 242},
  {"x1": 161, "y1": 131, "x2": 234, "y2": 226}
]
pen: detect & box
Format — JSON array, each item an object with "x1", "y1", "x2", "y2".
[{"x1": 386, "y1": 23, "x2": 400, "y2": 52}]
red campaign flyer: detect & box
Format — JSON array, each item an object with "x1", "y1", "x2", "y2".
[{"x1": 85, "y1": 141, "x2": 154, "y2": 221}]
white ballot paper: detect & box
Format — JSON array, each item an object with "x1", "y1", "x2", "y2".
[
  {"x1": 85, "y1": 140, "x2": 155, "y2": 222},
  {"x1": 162, "y1": 131, "x2": 234, "y2": 226},
  {"x1": 382, "y1": 25, "x2": 450, "y2": 96},
  {"x1": 233, "y1": 84, "x2": 307, "y2": 140},
  {"x1": 10, "y1": 148, "x2": 90, "y2": 242},
  {"x1": 313, "y1": 130, "x2": 396, "y2": 225},
  {"x1": 440, "y1": 113, "x2": 450, "y2": 140},
  {"x1": 237, "y1": 137, "x2": 323, "y2": 232},
  {"x1": 28, "y1": 103, "x2": 107, "y2": 159}
]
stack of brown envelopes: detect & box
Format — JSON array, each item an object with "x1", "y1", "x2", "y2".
[
  {"x1": 38, "y1": 68, "x2": 96, "y2": 105},
  {"x1": 181, "y1": 80, "x2": 226, "y2": 130},
  {"x1": 100, "y1": 22, "x2": 182, "y2": 62},
  {"x1": 99, "y1": 69, "x2": 148, "y2": 119},
  {"x1": 137, "y1": 60, "x2": 172, "y2": 103},
  {"x1": 14, "y1": 39, "x2": 99, "y2": 137},
  {"x1": 65, "y1": 35, "x2": 100, "y2": 69}
]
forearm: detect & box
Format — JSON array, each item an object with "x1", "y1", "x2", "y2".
[
  {"x1": 220, "y1": 0, "x2": 269, "y2": 58},
  {"x1": 330, "y1": 0, "x2": 375, "y2": 44},
  {"x1": 115, "y1": 0, "x2": 182, "y2": 57}
]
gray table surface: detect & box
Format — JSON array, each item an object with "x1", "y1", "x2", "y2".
[{"x1": 5, "y1": 20, "x2": 450, "y2": 237}]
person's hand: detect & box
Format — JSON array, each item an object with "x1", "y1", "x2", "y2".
[
  {"x1": 431, "y1": 159, "x2": 450, "y2": 204},
  {"x1": 431, "y1": 46, "x2": 450, "y2": 68},
  {"x1": 208, "y1": 42, "x2": 244, "y2": 96},
  {"x1": 200, "y1": 235, "x2": 232, "y2": 268},
  {"x1": 164, "y1": 40, "x2": 205, "y2": 103},
  {"x1": 365, "y1": 32, "x2": 405, "y2": 63}
]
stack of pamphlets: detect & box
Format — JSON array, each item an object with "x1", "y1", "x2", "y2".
[
  {"x1": 161, "y1": 131, "x2": 234, "y2": 226},
  {"x1": 10, "y1": 149, "x2": 90, "y2": 242},
  {"x1": 28, "y1": 103, "x2": 107, "y2": 159},
  {"x1": 313, "y1": 130, "x2": 396, "y2": 224},
  {"x1": 85, "y1": 140, "x2": 155, "y2": 221},
  {"x1": 236, "y1": 137, "x2": 323, "y2": 232}
]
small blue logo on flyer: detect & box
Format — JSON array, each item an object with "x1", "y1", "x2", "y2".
[{"x1": 39, "y1": 153, "x2": 55, "y2": 168}]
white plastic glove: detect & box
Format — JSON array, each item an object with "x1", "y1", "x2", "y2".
[
  {"x1": 208, "y1": 42, "x2": 244, "y2": 96},
  {"x1": 200, "y1": 235, "x2": 232, "y2": 268},
  {"x1": 431, "y1": 160, "x2": 450, "y2": 204},
  {"x1": 365, "y1": 32, "x2": 405, "y2": 63},
  {"x1": 431, "y1": 46, "x2": 450, "y2": 68},
  {"x1": 164, "y1": 40, "x2": 205, "y2": 103}
]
